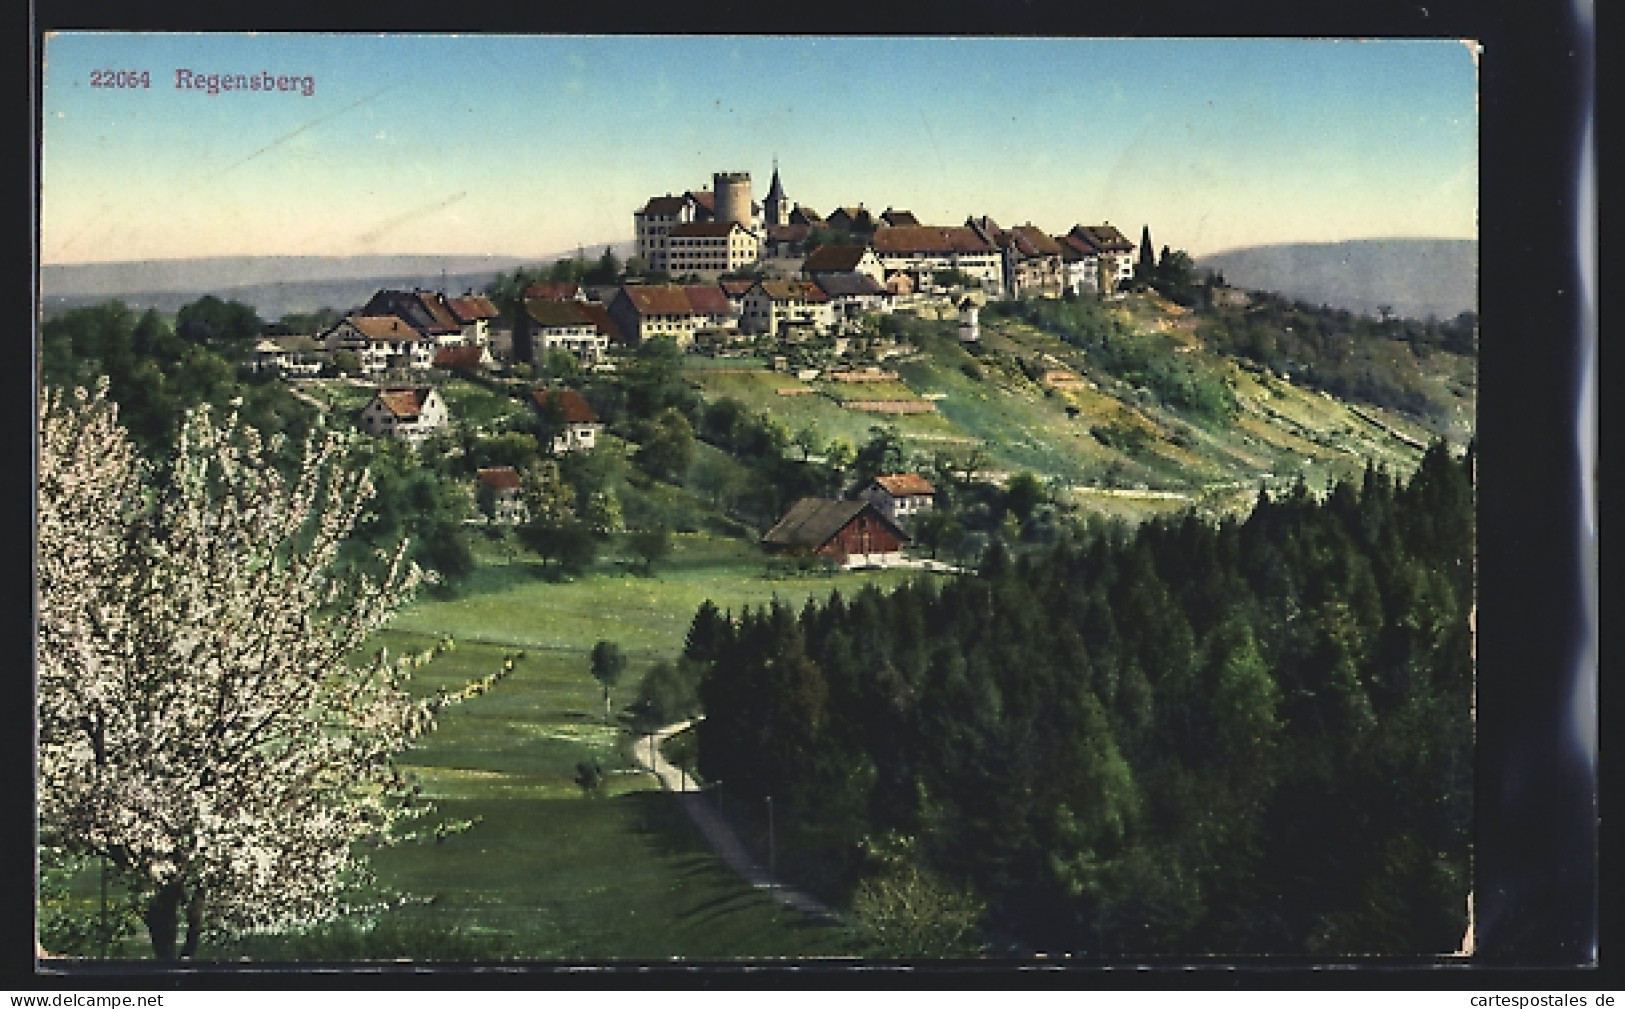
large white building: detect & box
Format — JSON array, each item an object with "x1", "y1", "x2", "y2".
[
  {"x1": 740, "y1": 280, "x2": 834, "y2": 337},
  {"x1": 661, "y1": 221, "x2": 761, "y2": 279},
  {"x1": 870, "y1": 225, "x2": 1005, "y2": 294},
  {"x1": 324, "y1": 315, "x2": 436, "y2": 374},
  {"x1": 522, "y1": 298, "x2": 612, "y2": 365},
  {"x1": 634, "y1": 194, "x2": 696, "y2": 271},
  {"x1": 634, "y1": 170, "x2": 773, "y2": 277}
]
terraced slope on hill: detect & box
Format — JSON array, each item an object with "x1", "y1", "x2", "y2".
[{"x1": 686, "y1": 292, "x2": 1472, "y2": 523}]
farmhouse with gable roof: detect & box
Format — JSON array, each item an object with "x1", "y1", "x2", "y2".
[
  {"x1": 761, "y1": 497, "x2": 910, "y2": 566},
  {"x1": 859, "y1": 473, "x2": 937, "y2": 526},
  {"x1": 358, "y1": 386, "x2": 449, "y2": 442}
]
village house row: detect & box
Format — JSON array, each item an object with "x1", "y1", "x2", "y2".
[{"x1": 252, "y1": 163, "x2": 1138, "y2": 381}]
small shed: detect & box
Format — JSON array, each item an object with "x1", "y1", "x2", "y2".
[{"x1": 761, "y1": 498, "x2": 910, "y2": 565}]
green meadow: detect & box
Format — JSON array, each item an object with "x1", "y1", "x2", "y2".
[{"x1": 215, "y1": 534, "x2": 923, "y2": 961}]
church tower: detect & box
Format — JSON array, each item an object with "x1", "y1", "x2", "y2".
[{"x1": 764, "y1": 158, "x2": 789, "y2": 229}]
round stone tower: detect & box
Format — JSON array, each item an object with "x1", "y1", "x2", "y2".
[{"x1": 713, "y1": 171, "x2": 753, "y2": 228}]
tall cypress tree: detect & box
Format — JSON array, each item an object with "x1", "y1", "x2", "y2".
[{"x1": 1138, "y1": 224, "x2": 1157, "y2": 282}]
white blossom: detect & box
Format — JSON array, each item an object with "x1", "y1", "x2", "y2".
[{"x1": 37, "y1": 384, "x2": 504, "y2": 956}]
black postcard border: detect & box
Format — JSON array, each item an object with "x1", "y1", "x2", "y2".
[{"x1": 18, "y1": 0, "x2": 1604, "y2": 988}]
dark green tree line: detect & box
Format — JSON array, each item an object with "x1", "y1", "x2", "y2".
[{"x1": 692, "y1": 443, "x2": 1473, "y2": 954}]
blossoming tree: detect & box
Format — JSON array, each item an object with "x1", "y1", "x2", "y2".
[{"x1": 37, "y1": 384, "x2": 504, "y2": 959}]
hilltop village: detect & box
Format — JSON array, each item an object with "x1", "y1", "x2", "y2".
[
  {"x1": 156, "y1": 160, "x2": 1473, "y2": 576},
  {"x1": 258, "y1": 164, "x2": 1144, "y2": 382},
  {"x1": 231, "y1": 164, "x2": 1182, "y2": 564}
]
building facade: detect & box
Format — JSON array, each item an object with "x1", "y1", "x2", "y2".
[
  {"x1": 859, "y1": 473, "x2": 937, "y2": 525},
  {"x1": 358, "y1": 387, "x2": 449, "y2": 442},
  {"x1": 661, "y1": 221, "x2": 761, "y2": 279},
  {"x1": 871, "y1": 226, "x2": 1004, "y2": 294}
]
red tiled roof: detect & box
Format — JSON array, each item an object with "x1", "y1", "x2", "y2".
[
  {"x1": 524, "y1": 282, "x2": 581, "y2": 301},
  {"x1": 827, "y1": 206, "x2": 876, "y2": 231},
  {"x1": 446, "y1": 295, "x2": 500, "y2": 321},
  {"x1": 620, "y1": 285, "x2": 698, "y2": 316},
  {"x1": 1074, "y1": 224, "x2": 1133, "y2": 253},
  {"x1": 477, "y1": 466, "x2": 522, "y2": 491},
  {"x1": 347, "y1": 315, "x2": 423, "y2": 341},
  {"x1": 802, "y1": 244, "x2": 872, "y2": 273},
  {"x1": 374, "y1": 386, "x2": 434, "y2": 419},
  {"x1": 719, "y1": 279, "x2": 756, "y2": 297},
  {"x1": 758, "y1": 280, "x2": 829, "y2": 303},
  {"x1": 767, "y1": 223, "x2": 811, "y2": 243},
  {"x1": 682, "y1": 285, "x2": 734, "y2": 317},
  {"x1": 687, "y1": 191, "x2": 716, "y2": 214},
  {"x1": 529, "y1": 388, "x2": 600, "y2": 424},
  {"x1": 525, "y1": 298, "x2": 593, "y2": 328},
  {"x1": 1009, "y1": 225, "x2": 1063, "y2": 257},
  {"x1": 872, "y1": 473, "x2": 935, "y2": 497},
  {"x1": 417, "y1": 292, "x2": 463, "y2": 332},
  {"x1": 880, "y1": 209, "x2": 921, "y2": 227},
  {"x1": 360, "y1": 290, "x2": 459, "y2": 335},
  {"x1": 433, "y1": 345, "x2": 488, "y2": 370},
  {"x1": 575, "y1": 302, "x2": 624, "y2": 344},
  {"x1": 871, "y1": 226, "x2": 994, "y2": 255},
  {"x1": 1060, "y1": 233, "x2": 1100, "y2": 257}
]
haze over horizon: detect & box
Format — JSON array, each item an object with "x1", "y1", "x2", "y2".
[{"x1": 40, "y1": 35, "x2": 1478, "y2": 266}]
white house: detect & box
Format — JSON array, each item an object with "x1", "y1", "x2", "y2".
[
  {"x1": 801, "y1": 244, "x2": 887, "y2": 286},
  {"x1": 634, "y1": 194, "x2": 699, "y2": 270},
  {"x1": 814, "y1": 272, "x2": 891, "y2": 333},
  {"x1": 249, "y1": 335, "x2": 324, "y2": 377},
  {"x1": 1058, "y1": 234, "x2": 1102, "y2": 295},
  {"x1": 660, "y1": 221, "x2": 761, "y2": 279},
  {"x1": 607, "y1": 286, "x2": 704, "y2": 347},
  {"x1": 871, "y1": 225, "x2": 1004, "y2": 294},
  {"x1": 1069, "y1": 224, "x2": 1136, "y2": 290},
  {"x1": 957, "y1": 297, "x2": 981, "y2": 342},
  {"x1": 859, "y1": 473, "x2": 937, "y2": 526},
  {"x1": 523, "y1": 298, "x2": 612, "y2": 365},
  {"x1": 446, "y1": 294, "x2": 502, "y2": 347},
  {"x1": 529, "y1": 388, "x2": 604, "y2": 454},
  {"x1": 324, "y1": 315, "x2": 436, "y2": 374},
  {"x1": 358, "y1": 387, "x2": 449, "y2": 442},
  {"x1": 740, "y1": 280, "x2": 834, "y2": 338},
  {"x1": 474, "y1": 466, "x2": 528, "y2": 525}
]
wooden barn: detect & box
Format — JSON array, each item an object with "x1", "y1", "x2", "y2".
[{"x1": 761, "y1": 498, "x2": 910, "y2": 565}]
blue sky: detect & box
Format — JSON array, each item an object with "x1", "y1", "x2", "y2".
[{"x1": 39, "y1": 34, "x2": 1479, "y2": 263}]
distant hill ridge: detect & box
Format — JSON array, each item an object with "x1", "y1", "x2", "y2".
[
  {"x1": 39, "y1": 247, "x2": 634, "y2": 320},
  {"x1": 40, "y1": 239, "x2": 1473, "y2": 324},
  {"x1": 1196, "y1": 238, "x2": 1477, "y2": 322}
]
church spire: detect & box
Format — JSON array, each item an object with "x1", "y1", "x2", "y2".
[
  {"x1": 764, "y1": 156, "x2": 788, "y2": 227},
  {"x1": 767, "y1": 157, "x2": 786, "y2": 200}
]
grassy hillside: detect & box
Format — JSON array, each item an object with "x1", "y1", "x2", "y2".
[
  {"x1": 687, "y1": 293, "x2": 1472, "y2": 524},
  {"x1": 206, "y1": 534, "x2": 926, "y2": 961}
]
